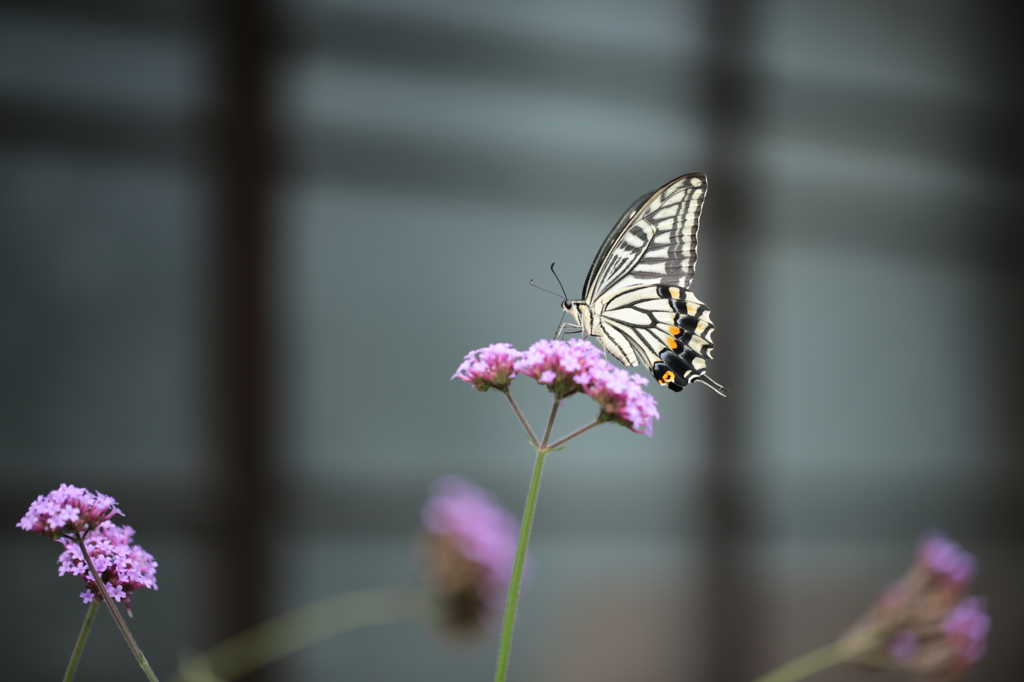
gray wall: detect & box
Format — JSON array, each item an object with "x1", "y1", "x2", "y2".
[{"x1": 2, "y1": 1, "x2": 1021, "y2": 680}]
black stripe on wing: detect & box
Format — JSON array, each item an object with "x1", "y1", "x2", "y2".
[
  {"x1": 580, "y1": 191, "x2": 653, "y2": 298},
  {"x1": 585, "y1": 173, "x2": 707, "y2": 300},
  {"x1": 625, "y1": 174, "x2": 705, "y2": 288}
]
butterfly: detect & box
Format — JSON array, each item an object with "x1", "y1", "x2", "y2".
[{"x1": 561, "y1": 172, "x2": 726, "y2": 395}]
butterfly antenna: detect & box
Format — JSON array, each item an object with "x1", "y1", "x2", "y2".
[
  {"x1": 549, "y1": 263, "x2": 569, "y2": 305},
  {"x1": 529, "y1": 279, "x2": 562, "y2": 297}
]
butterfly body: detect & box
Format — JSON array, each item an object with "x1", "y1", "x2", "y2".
[{"x1": 562, "y1": 173, "x2": 726, "y2": 395}]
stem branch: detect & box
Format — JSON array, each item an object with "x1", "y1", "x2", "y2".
[
  {"x1": 751, "y1": 643, "x2": 845, "y2": 682},
  {"x1": 546, "y1": 419, "x2": 601, "y2": 451},
  {"x1": 539, "y1": 397, "x2": 562, "y2": 450},
  {"x1": 502, "y1": 390, "x2": 538, "y2": 447}
]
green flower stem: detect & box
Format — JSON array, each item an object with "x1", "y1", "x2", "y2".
[
  {"x1": 494, "y1": 397, "x2": 561, "y2": 682},
  {"x1": 503, "y1": 390, "x2": 539, "y2": 447},
  {"x1": 538, "y1": 397, "x2": 562, "y2": 449},
  {"x1": 63, "y1": 601, "x2": 99, "y2": 682},
  {"x1": 752, "y1": 642, "x2": 845, "y2": 682},
  {"x1": 174, "y1": 587, "x2": 428, "y2": 682},
  {"x1": 494, "y1": 447, "x2": 547, "y2": 682},
  {"x1": 74, "y1": 534, "x2": 159, "y2": 682},
  {"x1": 545, "y1": 419, "x2": 600, "y2": 451}
]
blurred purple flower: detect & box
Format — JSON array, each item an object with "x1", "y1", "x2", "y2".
[
  {"x1": 452, "y1": 343, "x2": 521, "y2": 392},
  {"x1": 421, "y1": 476, "x2": 522, "y2": 633},
  {"x1": 840, "y1": 530, "x2": 988, "y2": 679},
  {"x1": 943, "y1": 597, "x2": 990, "y2": 669},
  {"x1": 57, "y1": 521, "x2": 158, "y2": 612},
  {"x1": 916, "y1": 530, "x2": 977, "y2": 591},
  {"x1": 16, "y1": 484, "x2": 122, "y2": 539}
]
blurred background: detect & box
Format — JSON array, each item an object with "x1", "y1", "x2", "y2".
[{"x1": 2, "y1": 0, "x2": 1021, "y2": 680}]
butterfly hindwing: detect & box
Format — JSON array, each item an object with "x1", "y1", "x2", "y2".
[{"x1": 590, "y1": 284, "x2": 725, "y2": 395}]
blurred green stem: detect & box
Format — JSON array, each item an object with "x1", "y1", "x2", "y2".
[
  {"x1": 751, "y1": 643, "x2": 845, "y2": 682},
  {"x1": 63, "y1": 601, "x2": 99, "y2": 682},
  {"x1": 174, "y1": 587, "x2": 429, "y2": 682}
]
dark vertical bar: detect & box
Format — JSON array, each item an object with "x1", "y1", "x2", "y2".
[
  {"x1": 700, "y1": 1, "x2": 758, "y2": 681},
  {"x1": 207, "y1": 0, "x2": 276, "y2": 678}
]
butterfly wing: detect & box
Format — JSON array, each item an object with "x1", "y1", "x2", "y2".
[
  {"x1": 580, "y1": 173, "x2": 725, "y2": 394},
  {"x1": 590, "y1": 283, "x2": 725, "y2": 394},
  {"x1": 583, "y1": 173, "x2": 706, "y2": 301}
]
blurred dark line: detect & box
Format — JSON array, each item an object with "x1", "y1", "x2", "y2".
[
  {"x1": 284, "y1": 127, "x2": 685, "y2": 211},
  {"x1": 4, "y1": 460, "x2": 1023, "y2": 543},
  {"x1": 285, "y1": 6, "x2": 693, "y2": 110},
  {"x1": 205, "y1": 1, "x2": 277, "y2": 680},
  {"x1": 978, "y1": 0, "x2": 1024, "y2": 607},
  {"x1": 0, "y1": 94, "x2": 197, "y2": 165},
  {"x1": 0, "y1": 0, "x2": 195, "y2": 33},
  {"x1": 700, "y1": 0, "x2": 760, "y2": 681}
]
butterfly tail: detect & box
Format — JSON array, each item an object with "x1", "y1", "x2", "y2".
[
  {"x1": 692, "y1": 373, "x2": 727, "y2": 396},
  {"x1": 655, "y1": 349, "x2": 727, "y2": 396}
]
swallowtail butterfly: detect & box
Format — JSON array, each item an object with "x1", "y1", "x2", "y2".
[{"x1": 562, "y1": 173, "x2": 726, "y2": 395}]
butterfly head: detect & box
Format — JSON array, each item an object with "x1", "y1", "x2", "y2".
[{"x1": 559, "y1": 299, "x2": 591, "y2": 338}]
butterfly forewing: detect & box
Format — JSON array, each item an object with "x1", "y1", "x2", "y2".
[
  {"x1": 584, "y1": 173, "x2": 706, "y2": 300},
  {"x1": 580, "y1": 190, "x2": 653, "y2": 299}
]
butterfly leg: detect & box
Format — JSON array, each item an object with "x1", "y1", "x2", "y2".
[{"x1": 555, "y1": 321, "x2": 582, "y2": 340}]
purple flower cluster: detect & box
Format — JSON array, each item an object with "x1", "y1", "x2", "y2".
[
  {"x1": 18, "y1": 485, "x2": 158, "y2": 611},
  {"x1": 842, "y1": 531, "x2": 989, "y2": 679},
  {"x1": 454, "y1": 339, "x2": 660, "y2": 435},
  {"x1": 421, "y1": 476, "x2": 522, "y2": 631},
  {"x1": 16, "y1": 483, "x2": 122, "y2": 538},
  {"x1": 578, "y1": 361, "x2": 660, "y2": 437},
  {"x1": 58, "y1": 521, "x2": 159, "y2": 609},
  {"x1": 452, "y1": 343, "x2": 520, "y2": 392}
]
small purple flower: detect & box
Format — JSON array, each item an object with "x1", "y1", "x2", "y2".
[
  {"x1": 943, "y1": 597, "x2": 990, "y2": 669},
  {"x1": 515, "y1": 338, "x2": 602, "y2": 398},
  {"x1": 17, "y1": 484, "x2": 122, "y2": 539},
  {"x1": 57, "y1": 521, "x2": 158, "y2": 611},
  {"x1": 452, "y1": 343, "x2": 521, "y2": 392},
  {"x1": 916, "y1": 530, "x2": 977, "y2": 591},
  {"x1": 421, "y1": 476, "x2": 523, "y2": 632}
]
